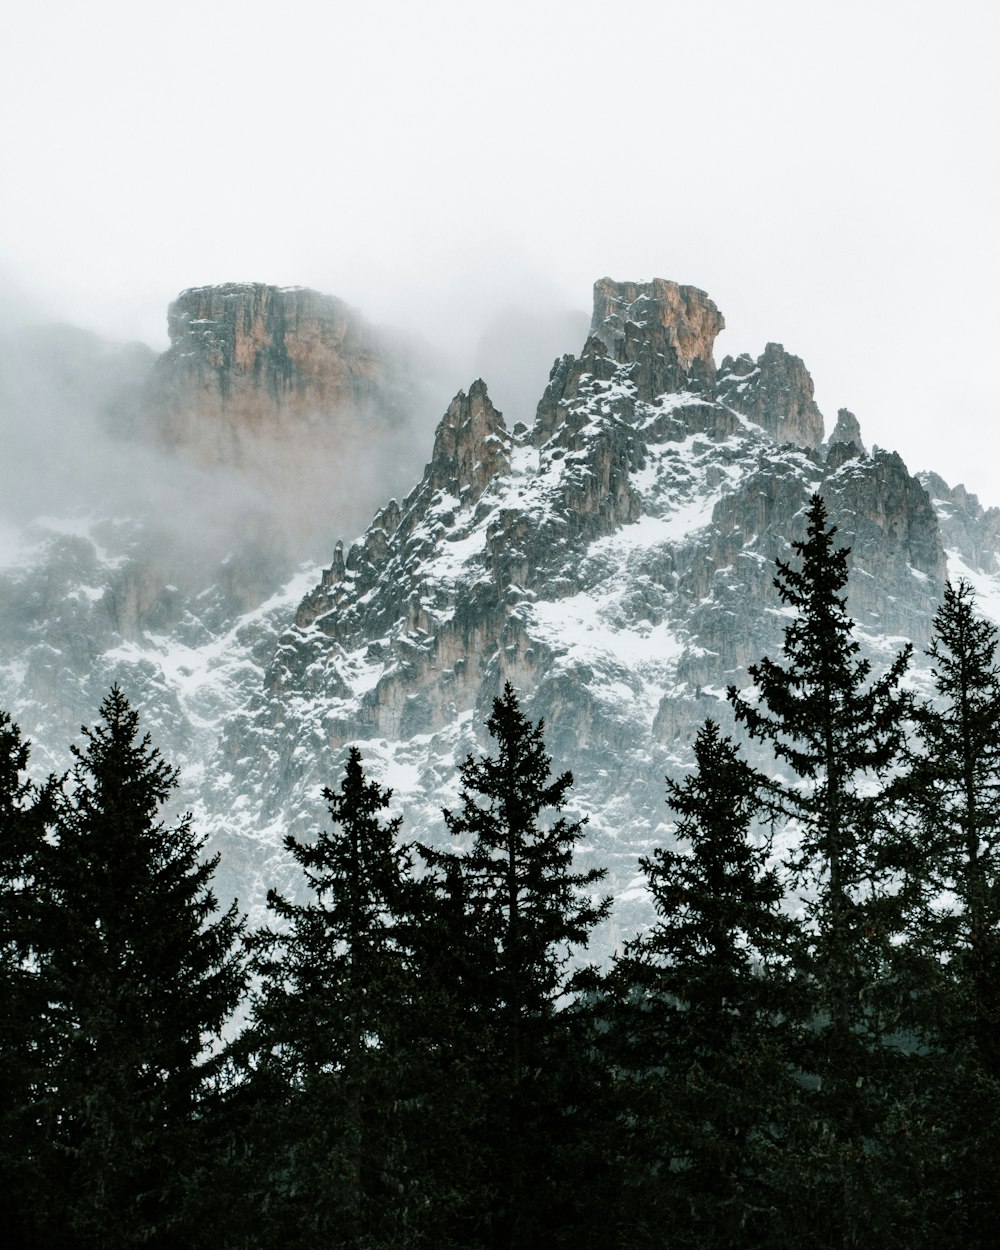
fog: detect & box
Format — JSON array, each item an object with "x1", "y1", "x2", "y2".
[
  {"x1": 0, "y1": 242, "x2": 604, "y2": 585},
  {"x1": 0, "y1": 269, "x2": 602, "y2": 626},
  {"x1": 0, "y1": 310, "x2": 437, "y2": 591},
  {"x1": 2, "y1": 0, "x2": 999, "y2": 509}
]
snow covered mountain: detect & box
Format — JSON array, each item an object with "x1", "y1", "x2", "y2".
[{"x1": 3, "y1": 276, "x2": 1000, "y2": 947}]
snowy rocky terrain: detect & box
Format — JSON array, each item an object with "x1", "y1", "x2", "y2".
[{"x1": 3, "y1": 276, "x2": 1000, "y2": 950}]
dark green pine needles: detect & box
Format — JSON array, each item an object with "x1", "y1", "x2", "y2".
[{"x1": 38, "y1": 687, "x2": 247, "y2": 1249}]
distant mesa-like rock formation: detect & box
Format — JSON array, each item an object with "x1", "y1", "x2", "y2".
[
  {"x1": 140, "y1": 281, "x2": 436, "y2": 549},
  {"x1": 151, "y1": 282, "x2": 412, "y2": 468}
]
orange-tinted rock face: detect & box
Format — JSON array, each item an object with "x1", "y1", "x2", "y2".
[
  {"x1": 590, "y1": 277, "x2": 725, "y2": 398},
  {"x1": 146, "y1": 283, "x2": 421, "y2": 544},
  {"x1": 152, "y1": 283, "x2": 405, "y2": 461}
]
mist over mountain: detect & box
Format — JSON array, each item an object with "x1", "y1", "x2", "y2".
[{"x1": 3, "y1": 274, "x2": 999, "y2": 942}]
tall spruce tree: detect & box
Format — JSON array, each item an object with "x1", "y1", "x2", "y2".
[
  {"x1": 39, "y1": 687, "x2": 247, "y2": 1249},
  {"x1": 608, "y1": 720, "x2": 797, "y2": 1249},
  {"x1": 418, "y1": 682, "x2": 612, "y2": 1250},
  {"x1": 899, "y1": 579, "x2": 1000, "y2": 1245},
  {"x1": 908, "y1": 579, "x2": 1000, "y2": 1055},
  {"x1": 243, "y1": 745, "x2": 416, "y2": 1249},
  {"x1": 0, "y1": 712, "x2": 56, "y2": 1249},
  {"x1": 728, "y1": 494, "x2": 913, "y2": 1248}
]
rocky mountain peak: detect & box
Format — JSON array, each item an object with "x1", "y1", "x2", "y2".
[
  {"x1": 264, "y1": 277, "x2": 947, "y2": 850},
  {"x1": 716, "y1": 342, "x2": 825, "y2": 448},
  {"x1": 427, "y1": 379, "x2": 511, "y2": 505},
  {"x1": 530, "y1": 281, "x2": 727, "y2": 452},
  {"x1": 828, "y1": 407, "x2": 866, "y2": 454},
  {"x1": 589, "y1": 277, "x2": 724, "y2": 400}
]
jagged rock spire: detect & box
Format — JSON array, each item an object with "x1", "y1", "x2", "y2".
[
  {"x1": 828, "y1": 408, "x2": 866, "y2": 454},
  {"x1": 427, "y1": 379, "x2": 511, "y2": 505},
  {"x1": 532, "y1": 279, "x2": 725, "y2": 445},
  {"x1": 717, "y1": 342, "x2": 824, "y2": 448}
]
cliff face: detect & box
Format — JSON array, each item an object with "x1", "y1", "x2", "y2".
[
  {"x1": 151, "y1": 282, "x2": 412, "y2": 470},
  {"x1": 589, "y1": 277, "x2": 724, "y2": 398},
  {"x1": 717, "y1": 342, "x2": 825, "y2": 448}
]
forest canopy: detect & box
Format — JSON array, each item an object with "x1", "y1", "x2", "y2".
[{"x1": 3, "y1": 495, "x2": 999, "y2": 1250}]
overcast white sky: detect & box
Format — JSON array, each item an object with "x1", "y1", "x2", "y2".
[{"x1": 3, "y1": 0, "x2": 998, "y2": 502}]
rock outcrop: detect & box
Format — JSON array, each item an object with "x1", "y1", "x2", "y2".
[
  {"x1": 151, "y1": 283, "x2": 411, "y2": 466},
  {"x1": 717, "y1": 342, "x2": 825, "y2": 448},
  {"x1": 828, "y1": 407, "x2": 866, "y2": 454},
  {"x1": 426, "y1": 380, "x2": 511, "y2": 505},
  {"x1": 589, "y1": 278, "x2": 724, "y2": 399},
  {"x1": 920, "y1": 472, "x2": 1000, "y2": 575}
]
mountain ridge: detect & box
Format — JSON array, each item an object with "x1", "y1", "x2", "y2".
[{"x1": 2, "y1": 275, "x2": 999, "y2": 945}]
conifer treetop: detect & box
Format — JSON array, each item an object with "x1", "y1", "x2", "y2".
[
  {"x1": 729, "y1": 493, "x2": 912, "y2": 786},
  {"x1": 434, "y1": 682, "x2": 611, "y2": 998}
]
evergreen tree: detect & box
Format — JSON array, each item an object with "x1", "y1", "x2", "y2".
[
  {"x1": 899, "y1": 579, "x2": 1000, "y2": 1245},
  {"x1": 0, "y1": 712, "x2": 56, "y2": 1249},
  {"x1": 908, "y1": 579, "x2": 1000, "y2": 1055},
  {"x1": 606, "y1": 720, "x2": 797, "y2": 1249},
  {"x1": 39, "y1": 687, "x2": 246, "y2": 1249},
  {"x1": 418, "y1": 682, "x2": 612, "y2": 1250},
  {"x1": 401, "y1": 852, "x2": 506, "y2": 1247},
  {"x1": 242, "y1": 745, "x2": 417, "y2": 1248},
  {"x1": 728, "y1": 494, "x2": 913, "y2": 1247}
]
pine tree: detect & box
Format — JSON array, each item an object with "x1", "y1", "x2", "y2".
[
  {"x1": 418, "y1": 682, "x2": 612, "y2": 1250},
  {"x1": 728, "y1": 494, "x2": 913, "y2": 1247},
  {"x1": 39, "y1": 687, "x2": 247, "y2": 1249},
  {"x1": 908, "y1": 580, "x2": 1000, "y2": 1054},
  {"x1": 438, "y1": 685, "x2": 610, "y2": 1012},
  {"x1": 0, "y1": 712, "x2": 56, "y2": 1249},
  {"x1": 899, "y1": 579, "x2": 1000, "y2": 1245},
  {"x1": 607, "y1": 720, "x2": 796, "y2": 1248},
  {"x1": 243, "y1": 745, "x2": 416, "y2": 1248}
]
